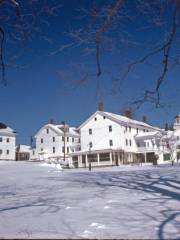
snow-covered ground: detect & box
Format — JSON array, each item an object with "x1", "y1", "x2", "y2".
[{"x1": 0, "y1": 161, "x2": 180, "y2": 239}]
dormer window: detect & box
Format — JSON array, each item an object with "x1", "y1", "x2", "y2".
[
  {"x1": 109, "y1": 125, "x2": 112, "y2": 132},
  {"x1": 136, "y1": 128, "x2": 138, "y2": 134},
  {"x1": 94, "y1": 117, "x2": 97, "y2": 121},
  {"x1": 103, "y1": 116, "x2": 106, "y2": 119},
  {"x1": 129, "y1": 126, "x2": 131, "y2": 132},
  {"x1": 46, "y1": 129, "x2": 49, "y2": 134},
  {"x1": 89, "y1": 129, "x2": 92, "y2": 135}
]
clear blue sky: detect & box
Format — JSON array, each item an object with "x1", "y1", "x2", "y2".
[{"x1": 0, "y1": 0, "x2": 179, "y2": 145}]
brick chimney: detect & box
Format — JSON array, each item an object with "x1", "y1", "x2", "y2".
[
  {"x1": 98, "y1": 102, "x2": 104, "y2": 111},
  {"x1": 142, "y1": 116, "x2": 147, "y2": 123},
  {"x1": 49, "y1": 119, "x2": 55, "y2": 125}
]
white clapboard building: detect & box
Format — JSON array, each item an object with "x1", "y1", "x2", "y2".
[
  {"x1": 31, "y1": 121, "x2": 80, "y2": 166},
  {"x1": 70, "y1": 110, "x2": 163, "y2": 168},
  {"x1": 0, "y1": 123, "x2": 16, "y2": 160}
]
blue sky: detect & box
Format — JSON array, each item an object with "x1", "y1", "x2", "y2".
[{"x1": 0, "y1": 0, "x2": 179, "y2": 144}]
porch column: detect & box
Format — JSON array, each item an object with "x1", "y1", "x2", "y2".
[
  {"x1": 78, "y1": 155, "x2": 82, "y2": 168},
  {"x1": 144, "y1": 153, "x2": 147, "y2": 163},
  {"x1": 85, "y1": 154, "x2": 88, "y2": 168},
  {"x1": 110, "y1": 152, "x2": 113, "y2": 165},
  {"x1": 118, "y1": 152, "x2": 120, "y2": 165},
  {"x1": 97, "y1": 153, "x2": 100, "y2": 166}
]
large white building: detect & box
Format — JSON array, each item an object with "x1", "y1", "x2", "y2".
[
  {"x1": 31, "y1": 122, "x2": 80, "y2": 166},
  {"x1": 70, "y1": 110, "x2": 164, "y2": 168},
  {"x1": 0, "y1": 123, "x2": 16, "y2": 160},
  {"x1": 29, "y1": 111, "x2": 180, "y2": 168}
]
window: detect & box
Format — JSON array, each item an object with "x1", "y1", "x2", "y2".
[
  {"x1": 33, "y1": 150, "x2": 35, "y2": 155},
  {"x1": 6, "y1": 150, "x2": 9, "y2": 155},
  {"x1": 67, "y1": 137, "x2": 69, "y2": 142},
  {"x1": 136, "y1": 128, "x2": 138, "y2": 134},
  {"x1": 62, "y1": 146, "x2": 65, "y2": 153},
  {"x1": 125, "y1": 126, "x2": 128, "y2": 132},
  {"x1": 163, "y1": 153, "x2": 171, "y2": 161},
  {"x1": 137, "y1": 141, "x2": 140, "y2": 147},
  {"x1": 67, "y1": 147, "x2": 69, "y2": 153},
  {"x1": 82, "y1": 155, "x2": 86, "y2": 163},
  {"x1": 89, "y1": 142, "x2": 92, "y2": 148},
  {"x1": 129, "y1": 140, "x2": 132, "y2": 146},
  {"x1": 78, "y1": 138, "x2": 81, "y2": 143},
  {"x1": 53, "y1": 147, "x2": 55, "y2": 153},
  {"x1": 177, "y1": 136, "x2": 180, "y2": 141},
  {"x1": 7, "y1": 138, "x2": 9, "y2": 143},
  {"x1": 126, "y1": 139, "x2": 128, "y2": 146},
  {"x1": 62, "y1": 136, "x2": 65, "y2": 141},
  {"x1": 129, "y1": 126, "x2": 131, "y2": 132},
  {"x1": 0, "y1": 137, "x2": 2, "y2": 142},
  {"x1": 109, "y1": 125, "x2": 112, "y2": 132},
  {"x1": 41, "y1": 138, "x2": 43, "y2": 143},
  {"x1": 0, "y1": 149, "x2": 2, "y2": 154},
  {"x1": 143, "y1": 129, "x2": 145, "y2": 132},
  {"x1": 109, "y1": 140, "x2": 113, "y2": 146},
  {"x1": 41, "y1": 148, "x2": 43, "y2": 152},
  {"x1": 89, "y1": 129, "x2": 92, "y2": 135},
  {"x1": 103, "y1": 116, "x2": 106, "y2": 119},
  {"x1": 94, "y1": 117, "x2": 97, "y2": 121},
  {"x1": 46, "y1": 129, "x2": 49, "y2": 134},
  {"x1": 53, "y1": 137, "x2": 55, "y2": 142},
  {"x1": 72, "y1": 137, "x2": 74, "y2": 142}
]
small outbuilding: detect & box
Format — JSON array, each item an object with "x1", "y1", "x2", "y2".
[{"x1": 16, "y1": 145, "x2": 31, "y2": 161}]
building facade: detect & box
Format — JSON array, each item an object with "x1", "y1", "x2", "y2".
[
  {"x1": 71, "y1": 111, "x2": 163, "y2": 168},
  {"x1": 32, "y1": 122, "x2": 80, "y2": 166},
  {"x1": 0, "y1": 123, "x2": 16, "y2": 160}
]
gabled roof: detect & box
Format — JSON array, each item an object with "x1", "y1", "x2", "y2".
[
  {"x1": 35, "y1": 124, "x2": 79, "y2": 138},
  {"x1": 78, "y1": 111, "x2": 160, "y2": 130},
  {"x1": 0, "y1": 123, "x2": 16, "y2": 137},
  {"x1": 16, "y1": 145, "x2": 31, "y2": 152},
  {"x1": 35, "y1": 124, "x2": 63, "y2": 137}
]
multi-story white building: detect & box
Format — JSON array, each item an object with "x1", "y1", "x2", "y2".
[
  {"x1": 0, "y1": 123, "x2": 16, "y2": 160},
  {"x1": 31, "y1": 122, "x2": 80, "y2": 166},
  {"x1": 71, "y1": 110, "x2": 162, "y2": 168}
]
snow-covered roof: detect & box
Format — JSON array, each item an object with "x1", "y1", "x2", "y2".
[
  {"x1": 0, "y1": 123, "x2": 16, "y2": 137},
  {"x1": 135, "y1": 131, "x2": 161, "y2": 139},
  {"x1": 78, "y1": 111, "x2": 161, "y2": 130},
  {"x1": 35, "y1": 124, "x2": 79, "y2": 138},
  {"x1": 17, "y1": 145, "x2": 31, "y2": 153}
]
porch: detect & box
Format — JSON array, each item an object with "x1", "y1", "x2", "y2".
[{"x1": 71, "y1": 149, "x2": 139, "y2": 168}]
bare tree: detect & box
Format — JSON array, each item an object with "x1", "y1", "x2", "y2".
[{"x1": 0, "y1": 0, "x2": 61, "y2": 85}]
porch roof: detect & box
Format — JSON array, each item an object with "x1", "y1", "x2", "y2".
[{"x1": 70, "y1": 148, "x2": 124, "y2": 156}]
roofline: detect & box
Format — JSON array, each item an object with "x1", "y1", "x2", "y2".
[
  {"x1": 78, "y1": 110, "x2": 160, "y2": 131},
  {"x1": 34, "y1": 124, "x2": 63, "y2": 138}
]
